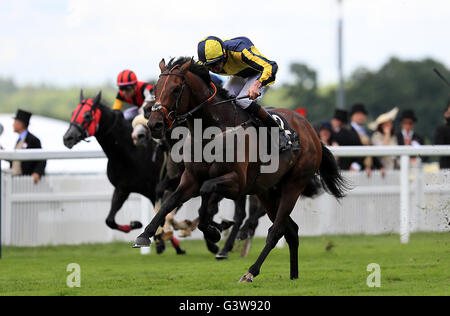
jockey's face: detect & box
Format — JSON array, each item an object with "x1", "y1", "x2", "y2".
[
  {"x1": 120, "y1": 84, "x2": 136, "y2": 99},
  {"x1": 207, "y1": 58, "x2": 226, "y2": 74}
]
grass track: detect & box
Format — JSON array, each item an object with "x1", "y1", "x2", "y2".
[{"x1": 0, "y1": 233, "x2": 448, "y2": 296}]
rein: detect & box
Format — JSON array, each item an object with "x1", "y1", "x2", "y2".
[{"x1": 152, "y1": 67, "x2": 250, "y2": 129}]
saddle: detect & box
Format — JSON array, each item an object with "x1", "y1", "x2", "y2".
[{"x1": 242, "y1": 111, "x2": 301, "y2": 153}]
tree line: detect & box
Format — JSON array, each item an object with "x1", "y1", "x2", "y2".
[{"x1": 1, "y1": 57, "x2": 449, "y2": 141}]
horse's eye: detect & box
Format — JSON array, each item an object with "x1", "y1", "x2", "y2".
[
  {"x1": 84, "y1": 112, "x2": 93, "y2": 122},
  {"x1": 173, "y1": 86, "x2": 181, "y2": 94}
]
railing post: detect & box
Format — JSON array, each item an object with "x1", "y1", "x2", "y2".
[{"x1": 400, "y1": 155, "x2": 410, "y2": 244}]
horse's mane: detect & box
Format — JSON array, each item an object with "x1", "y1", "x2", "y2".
[{"x1": 166, "y1": 57, "x2": 231, "y2": 100}]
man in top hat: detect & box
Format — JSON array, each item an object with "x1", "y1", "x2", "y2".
[
  {"x1": 330, "y1": 108, "x2": 365, "y2": 171},
  {"x1": 349, "y1": 103, "x2": 384, "y2": 175},
  {"x1": 11, "y1": 109, "x2": 46, "y2": 183},
  {"x1": 434, "y1": 101, "x2": 450, "y2": 169},
  {"x1": 396, "y1": 109, "x2": 424, "y2": 147}
]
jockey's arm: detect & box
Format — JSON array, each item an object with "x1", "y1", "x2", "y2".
[{"x1": 113, "y1": 98, "x2": 124, "y2": 111}]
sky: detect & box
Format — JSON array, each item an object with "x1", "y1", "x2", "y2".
[{"x1": 0, "y1": 0, "x2": 449, "y2": 88}]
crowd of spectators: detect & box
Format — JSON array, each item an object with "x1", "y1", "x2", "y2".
[{"x1": 316, "y1": 100, "x2": 450, "y2": 172}]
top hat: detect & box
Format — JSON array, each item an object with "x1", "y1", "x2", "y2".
[
  {"x1": 333, "y1": 109, "x2": 349, "y2": 123},
  {"x1": 399, "y1": 109, "x2": 417, "y2": 122},
  {"x1": 14, "y1": 109, "x2": 32, "y2": 127},
  {"x1": 350, "y1": 103, "x2": 368, "y2": 116}
]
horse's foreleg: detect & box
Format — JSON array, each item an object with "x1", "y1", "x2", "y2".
[
  {"x1": 216, "y1": 195, "x2": 247, "y2": 260},
  {"x1": 105, "y1": 189, "x2": 131, "y2": 233},
  {"x1": 198, "y1": 172, "x2": 241, "y2": 245},
  {"x1": 133, "y1": 174, "x2": 200, "y2": 248}
]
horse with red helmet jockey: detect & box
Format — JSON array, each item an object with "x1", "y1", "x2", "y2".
[{"x1": 63, "y1": 91, "x2": 186, "y2": 255}]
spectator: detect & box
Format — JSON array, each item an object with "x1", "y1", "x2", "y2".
[
  {"x1": 317, "y1": 121, "x2": 336, "y2": 146},
  {"x1": 434, "y1": 101, "x2": 450, "y2": 169},
  {"x1": 396, "y1": 109, "x2": 424, "y2": 146},
  {"x1": 331, "y1": 109, "x2": 365, "y2": 171},
  {"x1": 369, "y1": 107, "x2": 400, "y2": 170},
  {"x1": 10, "y1": 109, "x2": 46, "y2": 183},
  {"x1": 349, "y1": 103, "x2": 384, "y2": 176}
]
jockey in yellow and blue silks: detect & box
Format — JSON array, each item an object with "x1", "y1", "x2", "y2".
[{"x1": 197, "y1": 36, "x2": 292, "y2": 150}]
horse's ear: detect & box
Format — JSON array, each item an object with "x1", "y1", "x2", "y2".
[
  {"x1": 93, "y1": 91, "x2": 102, "y2": 105},
  {"x1": 159, "y1": 59, "x2": 167, "y2": 73},
  {"x1": 80, "y1": 89, "x2": 85, "y2": 103},
  {"x1": 180, "y1": 59, "x2": 192, "y2": 74}
]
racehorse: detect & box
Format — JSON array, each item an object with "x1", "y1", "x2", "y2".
[
  {"x1": 139, "y1": 105, "x2": 265, "y2": 259},
  {"x1": 134, "y1": 57, "x2": 348, "y2": 282},
  {"x1": 63, "y1": 91, "x2": 185, "y2": 254}
]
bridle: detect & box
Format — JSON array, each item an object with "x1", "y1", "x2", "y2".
[
  {"x1": 151, "y1": 65, "x2": 217, "y2": 130},
  {"x1": 70, "y1": 99, "x2": 98, "y2": 140},
  {"x1": 70, "y1": 98, "x2": 118, "y2": 142}
]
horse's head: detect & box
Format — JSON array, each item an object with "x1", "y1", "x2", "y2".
[
  {"x1": 147, "y1": 59, "x2": 194, "y2": 139},
  {"x1": 131, "y1": 114, "x2": 151, "y2": 147},
  {"x1": 63, "y1": 90, "x2": 102, "y2": 149}
]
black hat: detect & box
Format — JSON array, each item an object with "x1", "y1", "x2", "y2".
[
  {"x1": 350, "y1": 103, "x2": 368, "y2": 116},
  {"x1": 399, "y1": 109, "x2": 417, "y2": 122},
  {"x1": 333, "y1": 109, "x2": 349, "y2": 123},
  {"x1": 14, "y1": 109, "x2": 32, "y2": 127}
]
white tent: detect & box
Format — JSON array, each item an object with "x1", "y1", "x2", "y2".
[{"x1": 0, "y1": 114, "x2": 107, "y2": 174}]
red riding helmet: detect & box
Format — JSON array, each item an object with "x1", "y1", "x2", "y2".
[{"x1": 117, "y1": 70, "x2": 138, "y2": 87}]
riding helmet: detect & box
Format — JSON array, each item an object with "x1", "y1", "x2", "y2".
[
  {"x1": 197, "y1": 36, "x2": 226, "y2": 66},
  {"x1": 117, "y1": 70, "x2": 138, "y2": 87}
]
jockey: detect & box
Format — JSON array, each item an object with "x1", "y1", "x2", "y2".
[
  {"x1": 113, "y1": 70, "x2": 155, "y2": 121},
  {"x1": 197, "y1": 36, "x2": 292, "y2": 150}
]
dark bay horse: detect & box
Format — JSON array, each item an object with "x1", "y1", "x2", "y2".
[
  {"x1": 62, "y1": 91, "x2": 185, "y2": 254},
  {"x1": 141, "y1": 103, "x2": 263, "y2": 259},
  {"x1": 134, "y1": 57, "x2": 348, "y2": 282}
]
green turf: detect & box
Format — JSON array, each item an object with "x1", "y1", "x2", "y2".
[{"x1": 0, "y1": 233, "x2": 448, "y2": 296}]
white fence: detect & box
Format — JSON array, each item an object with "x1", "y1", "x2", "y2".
[{"x1": 1, "y1": 146, "x2": 450, "y2": 248}]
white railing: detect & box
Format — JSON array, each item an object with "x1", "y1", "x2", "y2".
[{"x1": 1, "y1": 146, "x2": 450, "y2": 250}]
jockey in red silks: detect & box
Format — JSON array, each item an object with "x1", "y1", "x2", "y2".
[{"x1": 113, "y1": 70, "x2": 155, "y2": 121}]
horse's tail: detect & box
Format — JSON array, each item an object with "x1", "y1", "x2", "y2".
[{"x1": 317, "y1": 143, "x2": 350, "y2": 200}]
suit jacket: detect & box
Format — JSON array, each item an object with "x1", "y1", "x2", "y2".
[
  {"x1": 10, "y1": 131, "x2": 46, "y2": 176},
  {"x1": 332, "y1": 126, "x2": 365, "y2": 170},
  {"x1": 434, "y1": 123, "x2": 450, "y2": 169},
  {"x1": 396, "y1": 131, "x2": 425, "y2": 146}
]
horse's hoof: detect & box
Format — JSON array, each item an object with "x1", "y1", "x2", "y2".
[
  {"x1": 130, "y1": 221, "x2": 143, "y2": 230},
  {"x1": 205, "y1": 226, "x2": 221, "y2": 243},
  {"x1": 132, "y1": 236, "x2": 151, "y2": 248},
  {"x1": 156, "y1": 242, "x2": 165, "y2": 254},
  {"x1": 215, "y1": 251, "x2": 229, "y2": 260},
  {"x1": 238, "y1": 273, "x2": 254, "y2": 283},
  {"x1": 206, "y1": 243, "x2": 219, "y2": 254}
]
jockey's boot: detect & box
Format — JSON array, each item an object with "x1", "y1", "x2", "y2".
[{"x1": 245, "y1": 102, "x2": 292, "y2": 152}]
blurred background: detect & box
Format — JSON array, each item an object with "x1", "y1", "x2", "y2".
[{"x1": 0, "y1": 0, "x2": 449, "y2": 167}]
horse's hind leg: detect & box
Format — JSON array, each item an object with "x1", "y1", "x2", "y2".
[
  {"x1": 216, "y1": 195, "x2": 247, "y2": 260},
  {"x1": 240, "y1": 186, "x2": 303, "y2": 283},
  {"x1": 106, "y1": 189, "x2": 132, "y2": 233},
  {"x1": 284, "y1": 217, "x2": 300, "y2": 280}
]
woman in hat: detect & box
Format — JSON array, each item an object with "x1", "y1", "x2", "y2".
[{"x1": 370, "y1": 107, "x2": 400, "y2": 170}]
